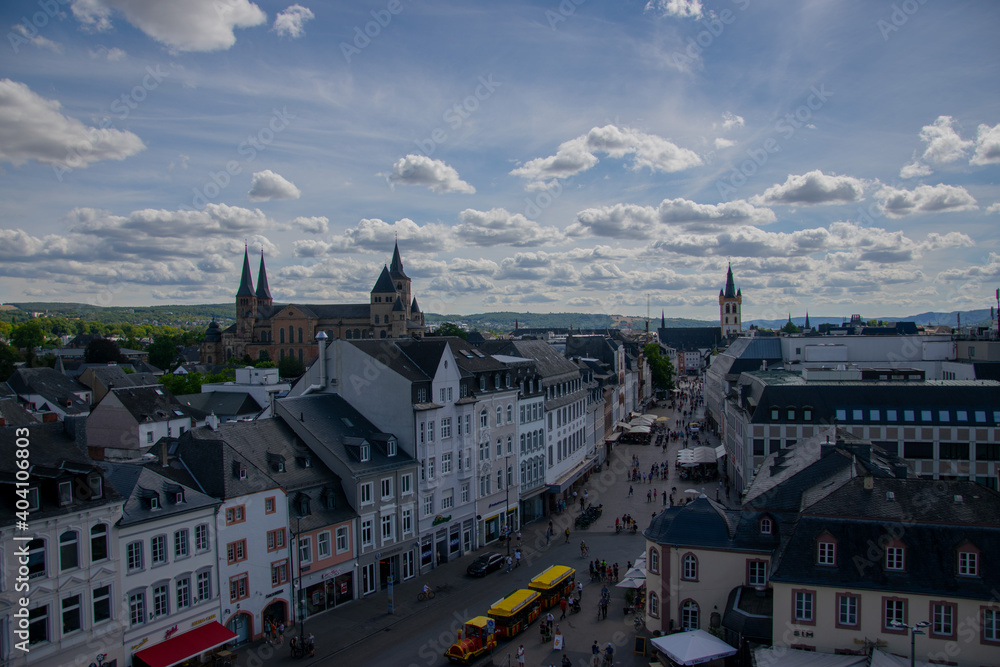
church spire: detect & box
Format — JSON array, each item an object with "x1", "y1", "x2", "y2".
[
  {"x1": 236, "y1": 245, "x2": 255, "y2": 297},
  {"x1": 255, "y1": 250, "x2": 272, "y2": 300},
  {"x1": 724, "y1": 262, "x2": 737, "y2": 299},
  {"x1": 661, "y1": 309, "x2": 665, "y2": 328},
  {"x1": 389, "y1": 240, "x2": 407, "y2": 279},
  {"x1": 804, "y1": 312, "x2": 811, "y2": 329}
]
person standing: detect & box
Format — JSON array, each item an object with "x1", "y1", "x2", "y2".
[
  {"x1": 517, "y1": 644, "x2": 525, "y2": 666},
  {"x1": 560, "y1": 596, "x2": 568, "y2": 619},
  {"x1": 514, "y1": 548, "x2": 521, "y2": 568}
]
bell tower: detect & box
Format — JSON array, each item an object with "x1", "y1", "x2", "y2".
[
  {"x1": 236, "y1": 245, "x2": 256, "y2": 340},
  {"x1": 719, "y1": 263, "x2": 742, "y2": 337}
]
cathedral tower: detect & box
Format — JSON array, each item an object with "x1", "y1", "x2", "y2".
[
  {"x1": 719, "y1": 263, "x2": 742, "y2": 337},
  {"x1": 236, "y1": 245, "x2": 256, "y2": 339}
]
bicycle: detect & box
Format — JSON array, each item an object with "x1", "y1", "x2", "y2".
[{"x1": 417, "y1": 588, "x2": 436, "y2": 601}]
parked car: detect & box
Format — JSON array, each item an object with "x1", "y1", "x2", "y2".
[{"x1": 466, "y1": 552, "x2": 505, "y2": 577}]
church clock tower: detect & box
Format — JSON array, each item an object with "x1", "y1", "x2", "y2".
[{"x1": 719, "y1": 263, "x2": 742, "y2": 337}]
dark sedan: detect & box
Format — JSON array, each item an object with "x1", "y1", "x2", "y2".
[{"x1": 466, "y1": 552, "x2": 504, "y2": 577}]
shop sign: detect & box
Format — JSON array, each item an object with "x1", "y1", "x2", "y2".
[
  {"x1": 432, "y1": 514, "x2": 451, "y2": 526},
  {"x1": 191, "y1": 613, "x2": 217, "y2": 628},
  {"x1": 164, "y1": 625, "x2": 179, "y2": 640},
  {"x1": 265, "y1": 589, "x2": 284, "y2": 598},
  {"x1": 131, "y1": 638, "x2": 148, "y2": 652},
  {"x1": 322, "y1": 568, "x2": 342, "y2": 579}
]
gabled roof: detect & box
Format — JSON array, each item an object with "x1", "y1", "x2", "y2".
[
  {"x1": 0, "y1": 398, "x2": 37, "y2": 426},
  {"x1": 371, "y1": 265, "x2": 396, "y2": 293},
  {"x1": 348, "y1": 340, "x2": 434, "y2": 382},
  {"x1": 106, "y1": 386, "x2": 193, "y2": 424},
  {"x1": 177, "y1": 421, "x2": 288, "y2": 499},
  {"x1": 174, "y1": 392, "x2": 263, "y2": 419},
  {"x1": 99, "y1": 462, "x2": 219, "y2": 526},
  {"x1": 81, "y1": 364, "x2": 160, "y2": 391},
  {"x1": 479, "y1": 339, "x2": 580, "y2": 379},
  {"x1": 7, "y1": 367, "x2": 91, "y2": 414}
]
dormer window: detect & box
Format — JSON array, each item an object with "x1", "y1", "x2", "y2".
[
  {"x1": 494, "y1": 373, "x2": 501, "y2": 388},
  {"x1": 88, "y1": 475, "x2": 103, "y2": 500},
  {"x1": 27, "y1": 487, "x2": 39, "y2": 511},
  {"x1": 321, "y1": 488, "x2": 336, "y2": 510},
  {"x1": 816, "y1": 534, "x2": 837, "y2": 566},
  {"x1": 150, "y1": 496, "x2": 160, "y2": 510},
  {"x1": 479, "y1": 376, "x2": 486, "y2": 392},
  {"x1": 59, "y1": 480, "x2": 73, "y2": 506},
  {"x1": 957, "y1": 542, "x2": 980, "y2": 577},
  {"x1": 770, "y1": 408, "x2": 779, "y2": 421},
  {"x1": 760, "y1": 517, "x2": 772, "y2": 535},
  {"x1": 360, "y1": 444, "x2": 370, "y2": 462},
  {"x1": 885, "y1": 542, "x2": 906, "y2": 571},
  {"x1": 387, "y1": 439, "x2": 397, "y2": 457}
]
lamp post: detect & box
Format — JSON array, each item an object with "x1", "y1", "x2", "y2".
[
  {"x1": 891, "y1": 620, "x2": 929, "y2": 667},
  {"x1": 294, "y1": 514, "x2": 306, "y2": 650},
  {"x1": 504, "y1": 454, "x2": 511, "y2": 558}
]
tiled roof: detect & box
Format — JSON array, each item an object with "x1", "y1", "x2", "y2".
[
  {"x1": 99, "y1": 462, "x2": 220, "y2": 526},
  {"x1": 7, "y1": 367, "x2": 91, "y2": 414},
  {"x1": 644, "y1": 496, "x2": 773, "y2": 552},
  {"x1": 174, "y1": 392, "x2": 263, "y2": 419},
  {"x1": 657, "y1": 327, "x2": 723, "y2": 352},
  {"x1": 0, "y1": 398, "x2": 37, "y2": 426},
  {"x1": 107, "y1": 386, "x2": 194, "y2": 423}
]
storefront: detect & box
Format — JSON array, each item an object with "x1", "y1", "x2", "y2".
[
  {"x1": 304, "y1": 569, "x2": 354, "y2": 616},
  {"x1": 480, "y1": 505, "x2": 520, "y2": 546},
  {"x1": 132, "y1": 621, "x2": 237, "y2": 667}
]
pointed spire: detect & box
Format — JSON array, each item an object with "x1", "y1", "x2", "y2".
[
  {"x1": 236, "y1": 245, "x2": 255, "y2": 297},
  {"x1": 410, "y1": 296, "x2": 420, "y2": 313},
  {"x1": 723, "y1": 262, "x2": 737, "y2": 299},
  {"x1": 255, "y1": 250, "x2": 272, "y2": 300},
  {"x1": 805, "y1": 312, "x2": 811, "y2": 329},
  {"x1": 371, "y1": 265, "x2": 395, "y2": 293},
  {"x1": 389, "y1": 241, "x2": 407, "y2": 279},
  {"x1": 661, "y1": 309, "x2": 665, "y2": 328}
]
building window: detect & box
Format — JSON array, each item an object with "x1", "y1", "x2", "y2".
[
  {"x1": 271, "y1": 560, "x2": 289, "y2": 587},
  {"x1": 59, "y1": 531, "x2": 79, "y2": 571},
  {"x1": 381, "y1": 514, "x2": 394, "y2": 541},
  {"x1": 315, "y1": 531, "x2": 331, "y2": 559},
  {"x1": 496, "y1": 407, "x2": 502, "y2": 426},
  {"x1": 93, "y1": 584, "x2": 111, "y2": 623},
  {"x1": 225, "y1": 505, "x2": 246, "y2": 525},
  {"x1": 930, "y1": 601, "x2": 956, "y2": 639},
  {"x1": 817, "y1": 539, "x2": 836, "y2": 566},
  {"x1": 428, "y1": 457, "x2": 436, "y2": 479},
  {"x1": 336, "y1": 526, "x2": 349, "y2": 553},
  {"x1": 442, "y1": 452, "x2": 452, "y2": 474},
  {"x1": 229, "y1": 574, "x2": 249, "y2": 602},
  {"x1": 90, "y1": 524, "x2": 109, "y2": 562},
  {"x1": 151, "y1": 535, "x2": 167, "y2": 565},
  {"x1": 176, "y1": 577, "x2": 191, "y2": 610},
  {"x1": 424, "y1": 494, "x2": 434, "y2": 516},
  {"x1": 681, "y1": 600, "x2": 699, "y2": 631},
  {"x1": 507, "y1": 404, "x2": 513, "y2": 422},
  {"x1": 361, "y1": 519, "x2": 374, "y2": 547},
  {"x1": 174, "y1": 530, "x2": 189, "y2": 558},
  {"x1": 153, "y1": 583, "x2": 169, "y2": 617},
  {"x1": 982, "y1": 607, "x2": 1000, "y2": 644},
  {"x1": 195, "y1": 524, "x2": 210, "y2": 551},
  {"x1": 836, "y1": 593, "x2": 860, "y2": 629},
  {"x1": 649, "y1": 547, "x2": 659, "y2": 574},
  {"x1": 126, "y1": 541, "x2": 143, "y2": 571},
  {"x1": 441, "y1": 418, "x2": 451, "y2": 438},
  {"x1": 401, "y1": 473, "x2": 412, "y2": 495},
  {"x1": 885, "y1": 545, "x2": 905, "y2": 571},
  {"x1": 793, "y1": 589, "x2": 815, "y2": 624},
  {"x1": 747, "y1": 560, "x2": 767, "y2": 587},
  {"x1": 441, "y1": 488, "x2": 454, "y2": 510},
  {"x1": 428, "y1": 421, "x2": 435, "y2": 442},
  {"x1": 265, "y1": 496, "x2": 276, "y2": 514},
  {"x1": 298, "y1": 536, "x2": 312, "y2": 564},
  {"x1": 381, "y1": 477, "x2": 393, "y2": 499},
  {"x1": 361, "y1": 482, "x2": 373, "y2": 504},
  {"x1": 682, "y1": 553, "x2": 698, "y2": 581},
  {"x1": 760, "y1": 517, "x2": 772, "y2": 535},
  {"x1": 402, "y1": 509, "x2": 413, "y2": 536},
  {"x1": 197, "y1": 570, "x2": 212, "y2": 602},
  {"x1": 650, "y1": 592, "x2": 659, "y2": 618},
  {"x1": 883, "y1": 597, "x2": 907, "y2": 633},
  {"x1": 227, "y1": 539, "x2": 247, "y2": 564},
  {"x1": 461, "y1": 483, "x2": 470, "y2": 504},
  {"x1": 61, "y1": 594, "x2": 82, "y2": 635},
  {"x1": 129, "y1": 592, "x2": 145, "y2": 627},
  {"x1": 958, "y1": 549, "x2": 979, "y2": 576}
]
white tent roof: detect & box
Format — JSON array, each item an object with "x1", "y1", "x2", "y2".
[
  {"x1": 751, "y1": 647, "x2": 867, "y2": 667},
  {"x1": 870, "y1": 649, "x2": 935, "y2": 667},
  {"x1": 650, "y1": 630, "x2": 736, "y2": 665}
]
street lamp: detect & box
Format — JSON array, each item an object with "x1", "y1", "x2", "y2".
[
  {"x1": 504, "y1": 454, "x2": 511, "y2": 558},
  {"x1": 891, "y1": 620, "x2": 929, "y2": 667},
  {"x1": 292, "y1": 514, "x2": 306, "y2": 650}
]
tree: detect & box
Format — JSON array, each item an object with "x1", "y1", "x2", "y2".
[
  {"x1": 433, "y1": 323, "x2": 468, "y2": 339},
  {"x1": 643, "y1": 343, "x2": 675, "y2": 392},
  {"x1": 780, "y1": 321, "x2": 801, "y2": 334},
  {"x1": 147, "y1": 335, "x2": 180, "y2": 370},
  {"x1": 12, "y1": 321, "x2": 45, "y2": 351},
  {"x1": 158, "y1": 372, "x2": 204, "y2": 396},
  {"x1": 254, "y1": 360, "x2": 276, "y2": 369},
  {"x1": 85, "y1": 338, "x2": 127, "y2": 364},
  {"x1": 0, "y1": 342, "x2": 21, "y2": 381},
  {"x1": 278, "y1": 355, "x2": 305, "y2": 378}
]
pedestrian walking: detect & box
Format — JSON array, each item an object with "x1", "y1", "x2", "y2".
[
  {"x1": 547, "y1": 611, "x2": 555, "y2": 631},
  {"x1": 560, "y1": 597, "x2": 568, "y2": 619},
  {"x1": 506, "y1": 555, "x2": 513, "y2": 573},
  {"x1": 565, "y1": 527, "x2": 570, "y2": 543},
  {"x1": 647, "y1": 490, "x2": 652, "y2": 503},
  {"x1": 613, "y1": 562, "x2": 619, "y2": 581},
  {"x1": 515, "y1": 548, "x2": 521, "y2": 568},
  {"x1": 577, "y1": 581, "x2": 584, "y2": 601},
  {"x1": 628, "y1": 485, "x2": 633, "y2": 497}
]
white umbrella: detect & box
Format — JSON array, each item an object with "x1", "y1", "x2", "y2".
[
  {"x1": 684, "y1": 488, "x2": 700, "y2": 494},
  {"x1": 650, "y1": 630, "x2": 736, "y2": 666},
  {"x1": 615, "y1": 576, "x2": 645, "y2": 588}
]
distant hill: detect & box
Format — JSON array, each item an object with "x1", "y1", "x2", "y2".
[
  {"x1": 747, "y1": 309, "x2": 993, "y2": 330},
  {"x1": 4, "y1": 302, "x2": 234, "y2": 328},
  {"x1": 424, "y1": 312, "x2": 714, "y2": 332}
]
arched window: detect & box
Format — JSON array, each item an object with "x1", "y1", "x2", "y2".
[
  {"x1": 380, "y1": 330, "x2": 387, "y2": 338},
  {"x1": 280, "y1": 328, "x2": 285, "y2": 343},
  {"x1": 682, "y1": 553, "x2": 698, "y2": 581},
  {"x1": 298, "y1": 328, "x2": 303, "y2": 343},
  {"x1": 288, "y1": 325, "x2": 293, "y2": 342},
  {"x1": 354, "y1": 329, "x2": 361, "y2": 339},
  {"x1": 480, "y1": 410, "x2": 488, "y2": 429},
  {"x1": 760, "y1": 517, "x2": 772, "y2": 535},
  {"x1": 649, "y1": 547, "x2": 659, "y2": 574},
  {"x1": 280, "y1": 349, "x2": 285, "y2": 359},
  {"x1": 345, "y1": 329, "x2": 352, "y2": 340},
  {"x1": 506, "y1": 404, "x2": 513, "y2": 423},
  {"x1": 650, "y1": 592, "x2": 660, "y2": 618},
  {"x1": 374, "y1": 314, "x2": 380, "y2": 324},
  {"x1": 496, "y1": 439, "x2": 502, "y2": 457},
  {"x1": 91, "y1": 524, "x2": 109, "y2": 562},
  {"x1": 496, "y1": 407, "x2": 502, "y2": 426},
  {"x1": 507, "y1": 435, "x2": 512, "y2": 454},
  {"x1": 60, "y1": 530, "x2": 79, "y2": 571},
  {"x1": 681, "y1": 600, "x2": 700, "y2": 630},
  {"x1": 298, "y1": 349, "x2": 303, "y2": 363}
]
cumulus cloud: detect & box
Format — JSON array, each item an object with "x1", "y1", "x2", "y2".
[
  {"x1": 89, "y1": 46, "x2": 127, "y2": 60},
  {"x1": 971, "y1": 122, "x2": 1000, "y2": 166},
  {"x1": 331, "y1": 217, "x2": 455, "y2": 254},
  {"x1": 273, "y1": 4, "x2": 314, "y2": 38},
  {"x1": 70, "y1": 0, "x2": 266, "y2": 52},
  {"x1": 987, "y1": 203, "x2": 1000, "y2": 215},
  {"x1": 714, "y1": 138, "x2": 736, "y2": 150},
  {"x1": 248, "y1": 170, "x2": 301, "y2": 201},
  {"x1": 876, "y1": 183, "x2": 977, "y2": 217},
  {"x1": 290, "y1": 216, "x2": 328, "y2": 234},
  {"x1": 569, "y1": 198, "x2": 774, "y2": 239},
  {"x1": 918, "y1": 115, "x2": 973, "y2": 165},
  {"x1": 12, "y1": 24, "x2": 63, "y2": 52},
  {"x1": 0, "y1": 79, "x2": 145, "y2": 168},
  {"x1": 388, "y1": 154, "x2": 475, "y2": 194},
  {"x1": 899, "y1": 160, "x2": 932, "y2": 179},
  {"x1": 721, "y1": 112, "x2": 744, "y2": 131},
  {"x1": 645, "y1": 0, "x2": 703, "y2": 19},
  {"x1": 455, "y1": 208, "x2": 563, "y2": 247},
  {"x1": 751, "y1": 170, "x2": 865, "y2": 205},
  {"x1": 510, "y1": 124, "x2": 701, "y2": 190}
]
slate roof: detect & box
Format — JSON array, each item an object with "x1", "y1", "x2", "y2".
[
  {"x1": 657, "y1": 327, "x2": 724, "y2": 352},
  {"x1": 0, "y1": 398, "x2": 38, "y2": 426},
  {"x1": 479, "y1": 339, "x2": 580, "y2": 380},
  {"x1": 98, "y1": 462, "x2": 220, "y2": 527},
  {"x1": 255, "y1": 251, "x2": 272, "y2": 300},
  {"x1": 565, "y1": 335, "x2": 620, "y2": 365},
  {"x1": 644, "y1": 496, "x2": 774, "y2": 552},
  {"x1": 174, "y1": 391, "x2": 263, "y2": 419},
  {"x1": 770, "y1": 479, "x2": 1000, "y2": 600},
  {"x1": 177, "y1": 422, "x2": 284, "y2": 499},
  {"x1": 723, "y1": 263, "x2": 737, "y2": 298},
  {"x1": 371, "y1": 265, "x2": 396, "y2": 293},
  {"x1": 107, "y1": 386, "x2": 194, "y2": 424},
  {"x1": 278, "y1": 393, "x2": 415, "y2": 478},
  {"x1": 348, "y1": 339, "x2": 435, "y2": 382},
  {"x1": 236, "y1": 246, "x2": 255, "y2": 297},
  {"x1": 7, "y1": 367, "x2": 91, "y2": 415},
  {"x1": 0, "y1": 383, "x2": 15, "y2": 399},
  {"x1": 722, "y1": 586, "x2": 773, "y2": 643},
  {"x1": 81, "y1": 365, "x2": 160, "y2": 391},
  {"x1": 389, "y1": 241, "x2": 408, "y2": 280}
]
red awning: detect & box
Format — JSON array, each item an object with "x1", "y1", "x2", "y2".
[{"x1": 133, "y1": 621, "x2": 237, "y2": 667}]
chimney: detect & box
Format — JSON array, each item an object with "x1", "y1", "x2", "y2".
[
  {"x1": 206, "y1": 413, "x2": 219, "y2": 431},
  {"x1": 863, "y1": 474, "x2": 874, "y2": 491},
  {"x1": 316, "y1": 331, "x2": 328, "y2": 388},
  {"x1": 160, "y1": 441, "x2": 169, "y2": 467}
]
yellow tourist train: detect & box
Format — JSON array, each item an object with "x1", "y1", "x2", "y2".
[{"x1": 444, "y1": 565, "x2": 575, "y2": 663}]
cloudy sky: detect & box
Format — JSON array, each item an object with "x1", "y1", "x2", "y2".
[{"x1": 2, "y1": 0, "x2": 999, "y2": 321}]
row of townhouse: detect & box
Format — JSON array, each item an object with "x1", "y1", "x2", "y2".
[{"x1": 642, "y1": 428, "x2": 1000, "y2": 666}]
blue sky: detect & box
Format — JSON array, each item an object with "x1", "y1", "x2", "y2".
[{"x1": 1, "y1": 0, "x2": 998, "y2": 321}]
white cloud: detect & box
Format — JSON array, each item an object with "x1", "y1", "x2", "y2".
[
  {"x1": 12, "y1": 24, "x2": 63, "y2": 52},
  {"x1": 0, "y1": 79, "x2": 145, "y2": 168},
  {"x1": 714, "y1": 137, "x2": 736, "y2": 150},
  {"x1": 569, "y1": 204, "x2": 660, "y2": 239},
  {"x1": 70, "y1": 0, "x2": 266, "y2": 52},
  {"x1": 456, "y1": 208, "x2": 563, "y2": 247},
  {"x1": 752, "y1": 170, "x2": 865, "y2": 205},
  {"x1": 645, "y1": 0, "x2": 703, "y2": 19},
  {"x1": 273, "y1": 4, "x2": 314, "y2": 38},
  {"x1": 987, "y1": 203, "x2": 1000, "y2": 215},
  {"x1": 876, "y1": 183, "x2": 977, "y2": 217},
  {"x1": 721, "y1": 112, "x2": 744, "y2": 131},
  {"x1": 918, "y1": 115, "x2": 973, "y2": 165},
  {"x1": 332, "y1": 217, "x2": 455, "y2": 254},
  {"x1": 290, "y1": 216, "x2": 328, "y2": 234},
  {"x1": 657, "y1": 198, "x2": 776, "y2": 228},
  {"x1": 899, "y1": 160, "x2": 932, "y2": 179},
  {"x1": 510, "y1": 124, "x2": 701, "y2": 190},
  {"x1": 89, "y1": 46, "x2": 127, "y2": 60},
  {"x1": 569, "y1": 197, "x2": 774, "y2": 238},
  {"x1": 248, "y1": 170, "x2": 301, "y2": 201},
  {"x1": 970, "y1": 122, "x2": 1000, "y2": 166},
  {"x1": 388, "y1": 155, "x2": 475, "y2": 194}
]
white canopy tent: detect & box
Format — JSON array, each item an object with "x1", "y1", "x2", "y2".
[
  {"x1": 650, "y1": 630, "x2": 736, "y2": 665},
  {"x1": 751, "y1": 647, "x2": 868, "y2": 667}
]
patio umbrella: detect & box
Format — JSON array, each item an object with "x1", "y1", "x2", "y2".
[
  {"x1": 615, "y1": 576, "x2": 645, "y2": 588},
  {"x1": 650, "y1": 630, "x2": 737, "y2": 666},
  {"x1": 684, "y1": 488, "x2": 700, "y2": 494}
]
